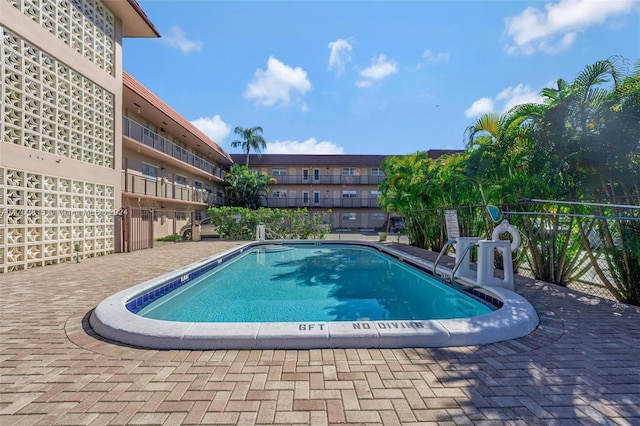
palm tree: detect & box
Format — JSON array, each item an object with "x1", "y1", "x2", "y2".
[{"x1": 230, "y1": 126, "x2": 266, "y2": 167}]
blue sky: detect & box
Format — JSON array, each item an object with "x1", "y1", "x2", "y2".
[{"x1": 123, "y1": 0, "x2": 640, "y2": 156}]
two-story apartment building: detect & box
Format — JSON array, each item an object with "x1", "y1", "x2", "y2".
[
  {"x1": 1, "y1": 0, "x2": 159, "y2": 272},
  {"x1": 121, "y1": 72, "x2": 233, "y2": 244}
]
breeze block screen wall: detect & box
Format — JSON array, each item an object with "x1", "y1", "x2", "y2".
[{"x1": 1, "y1": 0, "x2": 121, "y2": 272}]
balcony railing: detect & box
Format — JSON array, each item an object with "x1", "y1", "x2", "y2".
[
  {"x1": 262, "y1": 197, "x2": 381, "y2": 209},
  {"x1": 122, "y1": 172, "x2": 225, "y2": 206},
  {"x1": 122, "y1": 116, "x2": 226, "y2": 180},
  {"x1": 269, "y1": 174, "x2": 385, "y2": 185}
]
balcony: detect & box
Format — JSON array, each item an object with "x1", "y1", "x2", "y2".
[
  {"x1": 269, "y1": 174, "x2": 385, "y2": 185},
  {"x1": 262, "y1": 197, "x2": 381, "y2": 209},
  {"x1": 122, "y1": 172, "x2": 225, "y2": 206},
  {"x1": 122, "y1": 116, "x2": 226, "y2": 180}
]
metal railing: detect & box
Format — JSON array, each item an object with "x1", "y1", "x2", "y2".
[
  {"x1": 262, "y1": 197, "x2": 381, "y2": 209},
  {"x1": 122, "y1": 116, "x2": 226, "y2": 180},
  {"x1": 122, "y1": 171, "x2": 225, "y2": 206},
  {"x1": 269, "y1": 174, "x2": 385, "y2": 185}
]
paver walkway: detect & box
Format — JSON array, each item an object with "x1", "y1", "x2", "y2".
[{"x1": 1, "y1": 240, "x2": 639, "y2": 425}]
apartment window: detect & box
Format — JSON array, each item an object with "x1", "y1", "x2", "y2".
[
  {"x1": 313, "y1": 169, "x2": 320, "y2": 180},
  {"x1": 370, "y1": 212, "x2": 385, "y2": 220},
  {"x1": 272, "y1": 168, "x2": 288, "y2": 176},
  {"x1": 303, "y1": 191, "x2": 309, "y2": 204},
  {"x1": 371, "y1": 168, "x2": 385, "y2": 176},
  {"x1": 141, "y1": 163, "x2": 158, "y2": 180},
  {"x1": 342, "y1": 190, "x2": 357, "y2": 198},
  {"x1": 272, "y1": 190, "x2": 288, "y2": 198},
  {"x1": 303, "y1": 169, "x2": 309, "y2": 180},
  {"x1": 194, "y1": 181, "x2": 203, "y2": 190},
  {"x1": 313, "y1": 191, "x2": 320, "y2": 204},
  {"x1": 176, "y1": 210, "x2": 188, "y2": 221},
  {"x1": 175, "y1": 174, "x2": 187, "y2": 187},
  {"x1": 370, "y1": 190, "x2": 380, "y2": 199},
  {"x1": 342, "y1": 213, "x2": 357, "y2": 221},
  {"x1": 342, "y1": 167, "x2": 357, "y2": 176}
]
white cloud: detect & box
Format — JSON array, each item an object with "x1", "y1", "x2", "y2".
[
  {"x1": 190, "y1": 115, "x2": 230, "y2": 143},
  {"x1": 328, "y1": 39, "x2": 353, "y2": 75},
  {"x1": 161, "y1": 26, "x2": 203, "y2": 54},
  {"x1": 504, "y1": 0, "x2": 635, "y2": 55},
  {"x1": 355, "y1": 80, "x2": 372, "y2": 88},
  {"x1": 465, "y1": 98, "x2": 494, "y2": 118},
  {"x1": 496, "y1": 84, "x2": 544, "y2": 112},
  {"x1": 465, "y1": 84, "x2": 543, "y2": 118},
  {"x1": 356, "y1": 54, "x2": 398, "y2": 87},
  {"x1": 421, "y1": 49, "x2": 450, "y2": 64},
  {"x1": 244, "y1": 56, "x2": 312, "y2": 107},
  {"x1": 265, "y1": 138, "x2": 345, "y2": 155}
]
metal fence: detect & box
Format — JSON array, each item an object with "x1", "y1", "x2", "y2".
[{"x1": 395, "y1": 199, "x2": 640, "y2": 303}]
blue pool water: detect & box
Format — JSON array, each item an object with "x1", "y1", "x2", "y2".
[{"x1": 136, "y1": 244, "x2": 493, "y2": 323}]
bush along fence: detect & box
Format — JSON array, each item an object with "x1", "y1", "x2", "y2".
[
  {"x1": 399, "y1": 198, "x2": 640, "y2": 307},
  {"x1": 207, "y1": 206, "x2": 330, "y2": 241}
]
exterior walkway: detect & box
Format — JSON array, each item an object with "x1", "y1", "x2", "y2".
[{"x1": 1, "y1": 240, "x2": 639, "y2": 425}]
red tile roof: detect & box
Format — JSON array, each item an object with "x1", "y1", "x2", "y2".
[{"x1": 123, "y1": 71, "x2": 233, "y2": 164}]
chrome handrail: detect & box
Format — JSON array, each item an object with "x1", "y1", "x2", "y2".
[
  {"x1": 264, "y1": 227, "x2": 286, "y2": 240},
  {"x1": 449, "y1": 242, "x2": 479, "y2": 287},
  {"x1": 433, "y1": 240, "x2": 456, "y2": 279}
]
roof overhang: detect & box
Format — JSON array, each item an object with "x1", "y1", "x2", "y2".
[{"x1": 104, "y1": 0, "x2": 160, "y2": 38}]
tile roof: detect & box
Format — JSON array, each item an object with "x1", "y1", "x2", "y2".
[
  {"x1": 230, "y1": 151, "x2": 462, "y2": 166},
  {"x1": 231, "y1": 154, "x2": 389, "y2": 167},
  {"x1": 123, "y1": 71, "x2": 233, "y2": 164}
]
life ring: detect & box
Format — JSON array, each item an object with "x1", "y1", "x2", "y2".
[{"x1": 491, "y1": 219, "x2": 521, "y2": 252}]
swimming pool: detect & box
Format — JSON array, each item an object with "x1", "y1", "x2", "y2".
[
  {"x1": 136, "y1": 244, "x2": 493, "y2": 323},
  {"x1": 90, "y1": 241, "x2": 539, "y2": 349}
]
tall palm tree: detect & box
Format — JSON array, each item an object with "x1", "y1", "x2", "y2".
[{"x1": 231, "y1": 126, "x2": 266, "y2": 167}]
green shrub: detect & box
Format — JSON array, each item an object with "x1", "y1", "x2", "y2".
[
  {"x1": 208, "y1": 207, "x2": 330, "y2": 240},
  {"x1": 156, "y1": 233, "x2": 182, "y2": 242}
]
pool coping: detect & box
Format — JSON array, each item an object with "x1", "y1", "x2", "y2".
[{"x1": 89, "y1": 240, "x2": 540, "y2": 350}]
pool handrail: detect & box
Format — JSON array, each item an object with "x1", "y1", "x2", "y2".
[
  {"x1": 449, "y1": 241, "x2": 479, "y2": 286},
  {"x1": 433, "y1": 240, "x2": 456, "y2": 279}
]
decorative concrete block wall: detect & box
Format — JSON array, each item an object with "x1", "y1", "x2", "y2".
[
  {"x1": 1, "y1": 0, "x2": 119, "y2": 272},
  {"x1": 0, "y1": 168, "x2": 115, "y2": 272},
  {"x1": 2, "y1": 27, "x2": 115, "y2": 167},
  {"x1": 6, "y1": 0, "x2": 115, "y2": 74}
]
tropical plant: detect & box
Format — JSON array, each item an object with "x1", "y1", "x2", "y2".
[
  {"x1": 378, "y1": 152, "x2": 481, "y2": 250},
  {"x1": 230, "y1": 125, "x2": 267, "y2": 167},
  {"x1": 382, "y1": 56, "x2": 640, "y2": 305},
  {"x1": 224, "y1": 164, "x2": 271, "y2": 209}
]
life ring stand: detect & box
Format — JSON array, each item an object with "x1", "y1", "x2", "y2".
[{"x1": 491, "y1": 219, "x2": 521, "y2": 252}]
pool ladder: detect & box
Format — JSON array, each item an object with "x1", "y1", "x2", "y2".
[{"x1": 433, "y1": 239, "x2": 479, "y2": 287}]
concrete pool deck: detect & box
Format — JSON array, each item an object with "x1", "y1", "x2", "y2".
[{"x1": 1, "y1": 240, "x2": 639, "y2": 424}]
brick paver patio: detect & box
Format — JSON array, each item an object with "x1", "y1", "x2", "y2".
[{"x1": 1, "y1": 240, "x2": 639, "y2": 425}]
